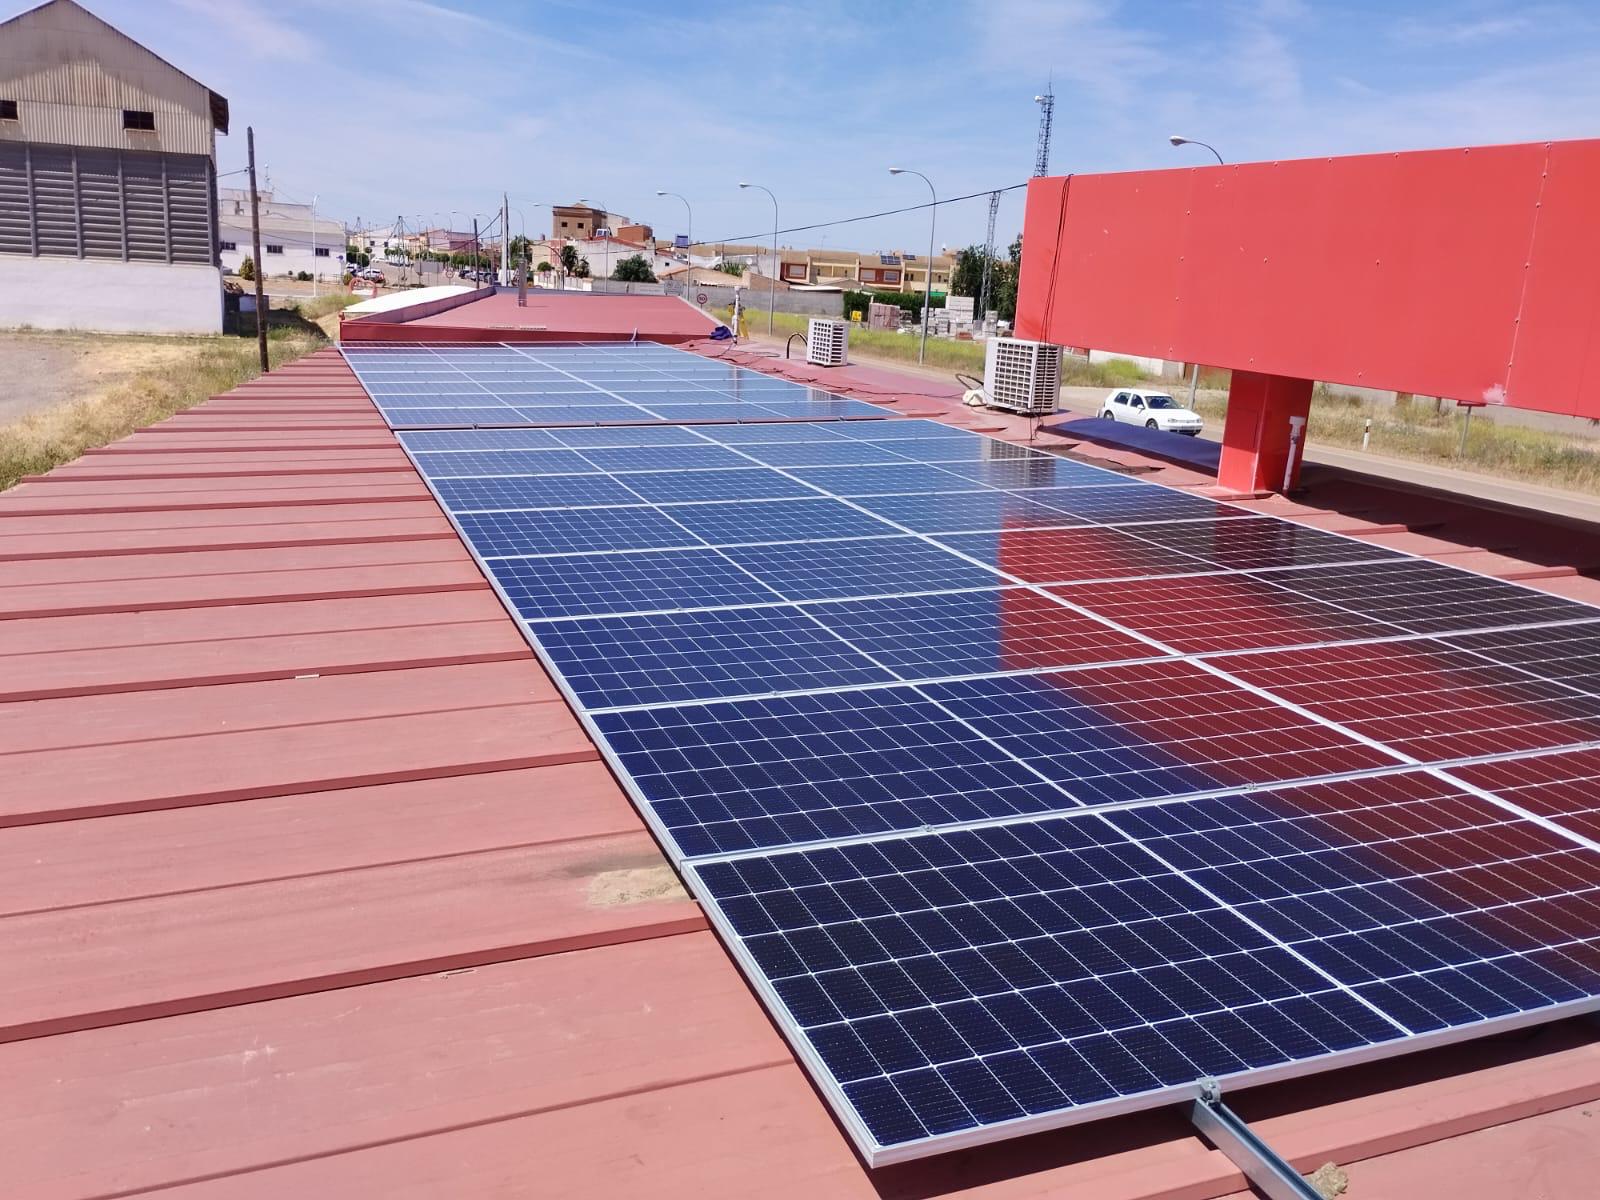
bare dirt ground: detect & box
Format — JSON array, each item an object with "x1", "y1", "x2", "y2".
[{"x1": 0, "y1": 332, "x2": 202, "y2": 425}]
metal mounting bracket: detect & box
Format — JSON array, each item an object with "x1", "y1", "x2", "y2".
[{"x1": 1188, "y1": 1079, "x2": 1322, "y2": 1200}]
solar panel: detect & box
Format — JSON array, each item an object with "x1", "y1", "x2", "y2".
[
  {"x1": 456, "y1": 506, "x2": 705, "y2": 557},
  {"x1": 923, "y1": 663, "x2": 1395, "y2": 806},
  {"x1": 536, "y1": 605, "x2": 896, "y2": 708},
  {"x1": 366, "y1": 342, "x2": 1600, "y2": 1167},
  {"x1": 720, "y1": 536, "x2": 1004, "y2": 600},
  {"x1": 852, "y1": 491, "x2": 1086, "y2": 535},
  {"x1": 593, "y1": 686, "x2": 1078, "y2": 857},
  {"x1": 1217, "y1": 639, "x2": 1600, "y2": 762},
  {"x1": 802, "y1": 588, "x2": 1161, "y2": 680},
  {"x1": 488, "y1": 547, "x2": 783, "y2": 619}
]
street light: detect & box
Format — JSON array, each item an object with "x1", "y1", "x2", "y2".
[
  {"x1": 656, "y1": 190, "x2": 692, "y2": 292},
  {"x1": 1168, "y1": 137, "x2": 1221, "y2": 406},
  {"x1": 1168, "y1": 135, "x2": 1224, "y2": 165},
  {"x1": 739, "y1": 181, "x2": 777, "y2": 334},
  {"x1": 889, "y1": 167, "x2": 936, "y2": 365}
]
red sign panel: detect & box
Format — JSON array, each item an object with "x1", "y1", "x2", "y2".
[{"x1": 1016, "y1": 139, "x2": 1600, "y2": 419}]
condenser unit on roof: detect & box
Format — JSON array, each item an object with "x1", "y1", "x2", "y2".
[
  {"x1": 983, "y1": 337, "x2": 1062, "y2": 415},
  {"x1": 806, "y1": 318, "x2": 848, "y2": 367}
]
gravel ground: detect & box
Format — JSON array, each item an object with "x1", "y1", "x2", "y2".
[{"x1": 0, "y1": 332, "x2": 200, "y2": 425}]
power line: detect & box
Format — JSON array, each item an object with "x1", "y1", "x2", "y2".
[{"x1": 694, "y1": 182, "x2": 1028, "y2": 248}]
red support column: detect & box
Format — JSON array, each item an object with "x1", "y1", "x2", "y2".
[{"x1": 1217, "y1": 370, "x2": 1314, "y2": 495}]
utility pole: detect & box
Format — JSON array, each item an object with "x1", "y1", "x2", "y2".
[
  {"x1": 246, "y1": 126, "x2": 268, "y2": 372},
  {"x1": 502, "y1": 191, "x2": 510, "y2": 289}
]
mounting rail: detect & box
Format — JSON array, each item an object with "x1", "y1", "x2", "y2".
[{"x1": 1188, "y1": 1080, "x2": 1322, "y2": 1200}]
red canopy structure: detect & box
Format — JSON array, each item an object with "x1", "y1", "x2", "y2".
[{"x1": 1015, "y1": 138, "x2": 1600, "y2": 492}]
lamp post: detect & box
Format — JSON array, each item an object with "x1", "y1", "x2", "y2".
[
  {"x1": 1168, "y1": 135, "x2": 1225, "y2": 165},
  {"x1": 656, "y1": 189, "x2": 691, "y2": 290},
  {"x1": 1168, "y1": 137, "x2": 1222, "y2": 407},
  {"x1": 739, "y1": 182, "x2": 777, "y2": 334},
  {"x1": 889, "y1": 167, "x2": 936, "y2": 365}
]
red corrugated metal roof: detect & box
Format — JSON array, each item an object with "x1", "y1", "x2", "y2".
[{"x1": 5, "y1": 342, "x2": 1600, "y2": 1198}]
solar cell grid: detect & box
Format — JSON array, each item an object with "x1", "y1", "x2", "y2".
[
  {"x1": 803, "y1": 589, "x2": 1161, "y2": 681},
  {"x1": 551, "y1": 424, "x2": 713, "y2": 447},
  {"x1": 537, "y1": 605, "x2": 896, "y2": 708},
  {"x1": 1029, "y1": 485, "x2": 1255, "y2": 526},
  {"x1": 852, "y1": 491, "x2": 1086, "y2": 535},
  {"x1": 737, "y1": 440, "x2": 913, "y2": 468},
  {"x1": 696, "y1": 422, "x2": 852, "y2": 444},
  {"x1": 1109, "y1": 778, "x2": 1600, "y2": 1037},
  {"x1": 660, "y1": 498, "x2": 898, "y2": 545},
  {"x1": 488, "y1": 547, "x2": 783, "y2": 619},
  {"x1": 619, "y1": 468, "x2": 820, "y2": 504},
  {"x1": 689, "y1": 813, "x2": 1405, "y2": 1158},
  {"x1": 937, "y1": 458, "x2": 1128, "y2": 490},
  {"x1": 924, "y1": 662, "x2": 1396, "y2": 806},
  {"x1": 790, "y1": 464, "x2": 994, "y2": 496},
  {"x1": 399, "y1": 428, "x2": 563, "y2": 452},
  {"x1": 1441, "y1": 622, "x2": 1600, "y2": 694},
  {"x1": 431, "y1": 473, "x2": 641, "y2": 512},
  {"x1": 380, "y1": 407, "x2": 528, "y2": 428},
  {"x1": 1218, "y1": 640, "x2": 1600, "y2": 763},
  {"x1": 578, "y1": 444, "x2": 750, "y2": 472},
  {"x1": 409, "y1": 449, "x2": 596, "y2": 477},
  {"x1": 1126, "y1": 518, "x2": 1402, "y2": 570},
  {"x1": 1454, "y1": 750, "x2": 1600, "y2": 845},
  {"x1": 721, "y1": 536, "x2": 1004, "y2": 600},
  {"x1": 1053, "y1": 572, "x2": 1408, "y2": 654},
  {"x1": 456, "y1": 506, "x2": 705, "y2": 557},
  {"x1": 937, "y1": 527, "x2": 1213, "y2": 584},
  {"x1": 1258, "y1": 559, "x2": 1596, "y2": 635},
  {"x1": 593, "y1": 686, "x2": 1079, "y2": 857}
]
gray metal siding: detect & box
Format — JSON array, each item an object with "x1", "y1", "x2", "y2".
[{"x1": 0, "y1": 140, "x2": 215, "y2": 264}]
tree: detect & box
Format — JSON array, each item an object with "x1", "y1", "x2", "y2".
[
  {"x1": 238, "y1": 255, "x2": 255, "y2": 281},
  {"x1": 572, "y1": 255, "x2": 591, "y2": 279},
  {"x1": 558, "y1": 243, "x2": 581, "y2": 275},
  {"x1": 509, "y1": 235, "x2": 532, "y2": 265},
  {"x1": 714, "y1": 260, "x2": 744, "y2": 277},
  {"x1": 612, "y1": 254, "x2": 656, "y2": 283},
  {"x1": 535, "y1": 261, "x2": 553, "y2": 273},
  {"x1": 949, "y1": 245, "x2": 986, "y2": 300},
  {"x1": 992, "y1": 235, "x2": 1022, "y2": 323}
]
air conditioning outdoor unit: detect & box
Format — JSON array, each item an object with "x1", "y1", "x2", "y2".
[
  {"x1": 806, "y1": 318, "x2": 849, "y2": 367},
  {"x1": 983, "y1": 337, "x2": 1062, "y2": 415}
]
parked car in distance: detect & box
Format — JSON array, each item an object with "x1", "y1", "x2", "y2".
[
  {"x1": 356, "y1": 267, "x2": 386, "y2": 282},
  {"x1": 1100, "y1": 389, "x2": 1204, "y2": 435}
]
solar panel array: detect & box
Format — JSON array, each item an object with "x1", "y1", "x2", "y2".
[
  {"x1": 342, "y1": 341, "x2": 886, "y2": 427},
  {"x1": 349, "y1": 342, "x2": 1600, "y2": 1166}
]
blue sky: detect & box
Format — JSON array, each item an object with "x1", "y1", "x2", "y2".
[{"x1": 70, "y1": 0, "x2": 1600, "y2": 252}]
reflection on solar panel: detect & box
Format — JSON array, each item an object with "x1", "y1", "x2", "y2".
[{"x1": 354, "y1": 340, "x2": 1600, "y2": 1166}]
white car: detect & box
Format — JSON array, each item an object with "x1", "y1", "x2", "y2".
[{"x1": 1099, "y1": 388, "x2": 1204, "y2": 435}]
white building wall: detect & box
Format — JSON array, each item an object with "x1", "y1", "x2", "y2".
[
  {"x1": 217, "y1": 222, "x2": 345, "y2": 281},
  {"x1": 0, "y1": 255, "x2": 221, "y2": 333}
]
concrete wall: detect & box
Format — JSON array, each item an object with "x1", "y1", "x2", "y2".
[
  {"x1": 686, "y1": 282, "x2": 843, "y2": 317},
  {"x1": 1089, "y1": 348, "x2": 1184, "y2": 381},
  {"x1": 0, "y1": 254, "x2": 221, "y2": 332}
]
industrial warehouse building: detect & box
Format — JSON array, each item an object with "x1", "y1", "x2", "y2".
[{"x1": 0, "y1": 0, "x2": 227, "y2": 333}]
